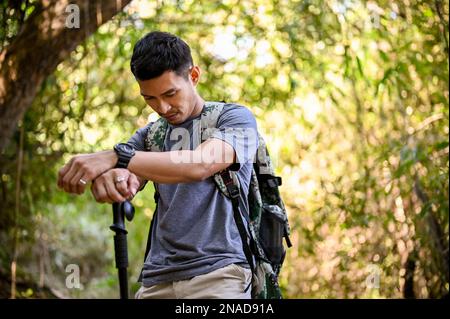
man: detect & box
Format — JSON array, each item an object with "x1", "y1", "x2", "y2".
[{"x1": 57, "y1": 31, "x2": 258, "y2": 299}]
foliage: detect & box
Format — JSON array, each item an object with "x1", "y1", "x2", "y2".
[{"x1": 0, "y1": 0, "x2": 448, "y2": 298}]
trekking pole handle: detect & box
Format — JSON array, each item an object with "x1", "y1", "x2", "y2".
[{"x1": 110, "y1": 201, "x2": 134, "y2": 233}]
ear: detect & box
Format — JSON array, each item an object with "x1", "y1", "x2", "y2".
[{"x1": 189, "y1": 66, "x2": 201, "y2": 86}]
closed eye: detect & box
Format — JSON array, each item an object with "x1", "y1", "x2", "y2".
[
  {"x1": 141, "y1": 88, "x2": 178, "y2": 100},
  {"x1": 141, "y1": 94, "x2": 154, "y2": 101},
  {"x1": 164, "y1": 90, "x2": 177, "y2": 97}
]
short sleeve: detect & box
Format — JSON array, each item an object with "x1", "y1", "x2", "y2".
[
  {"x1": 127, "y1": 122, "x2": 153, "y2": 151},
  {"x1": 211, "y1": 104, "x2": 259, "y2": 171}
]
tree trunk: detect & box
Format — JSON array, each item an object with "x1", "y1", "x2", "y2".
[
  {"x1": 0, "y1": 0, "x2": 132, "y2": 151},
  {"x1": 403, "y1": 249, "x2": 417, "y2": 299},
  {"x1": 414, "y1": 176, "x2": 449, "y2": 294}
]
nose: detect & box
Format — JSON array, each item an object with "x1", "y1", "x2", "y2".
[
  {"x1": 151, "y1": 99, "x2": 171, "y2": 115},
  {"x1": 159, "y1": 101, "x2": 172, "y2": 115}
]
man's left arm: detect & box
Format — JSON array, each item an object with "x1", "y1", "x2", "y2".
[
  {"x1": 127, "y1": 105, "x2": 259, "y2": 184},
  {"x1": 58, "y1": 105, "x2": 258, "y2": 191},
  {"x1": 127, "y1": 138, "x2": 236, "y2": 184},
  {"x1": 58, "y1": 138, "x2": 236, "y2": 192}
]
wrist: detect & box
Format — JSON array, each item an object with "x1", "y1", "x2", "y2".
[
  {"x1": 105, "y1": 150, "x2": 118, "y2": 168},
  {"x1": 113, "y1": 143, "x2": 136, "y2": 169}
]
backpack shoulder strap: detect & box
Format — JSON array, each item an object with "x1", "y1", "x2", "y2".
[
  {"x1": 200, "y1": 101, "x2": 225, "y2": 142},
  {"x1": 200, "y1": 102, "x2": 239, "y2": 198},
  {"x1": 139, "y1": 117, "x2": 167, "y2": 282},
  {"x1": 145, "y1": 117, "x2": 169, "y2": 152},
  {"x1": 200, "y1": 102, "x2": 245, "y2": 198}
]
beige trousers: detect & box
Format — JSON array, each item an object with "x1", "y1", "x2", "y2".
[{"x1": 135, "y1": 263, "x2": 252, "y2": 299}]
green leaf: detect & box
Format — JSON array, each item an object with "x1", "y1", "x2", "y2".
[{"x1": 434, "y1": 141, "x2": 449, "y2": 151}]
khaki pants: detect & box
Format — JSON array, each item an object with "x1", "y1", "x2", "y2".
[{"x1": 135, "y1": 263, "x2": 252, "y2": 299}]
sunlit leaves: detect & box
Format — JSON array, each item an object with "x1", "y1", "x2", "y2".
[{"x1": 1, "y1": 0, "x2": 448, "y2": 298}]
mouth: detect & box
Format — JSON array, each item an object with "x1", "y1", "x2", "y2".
[{"x1": 165, "y1": 113, "x2": 178, "y2": 121}]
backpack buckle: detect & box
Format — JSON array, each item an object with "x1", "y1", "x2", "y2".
[
  {"x1": 226, "y1": 184, "x2": 240, "y2": 199},
  {"x1": 220, "y1": 170, "x2": 241, "y2": 199}
]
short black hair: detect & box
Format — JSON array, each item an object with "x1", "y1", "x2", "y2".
[{"x1": 130, "y1": 31, "x2": 193, "y2": 81}]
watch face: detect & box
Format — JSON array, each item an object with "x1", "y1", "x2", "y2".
[
  {"x1": 114, "y1": 143, "x2": 135, "y2": 168},
  {"x1": 116, "y1": 143, "x2": 135, "y2": 154},
  {"x1": 123, "y1": 144, "x2": 134, "y2": 153},
  {"x1": 114, "y1": 143, "x2": 135, "y2": 157}
]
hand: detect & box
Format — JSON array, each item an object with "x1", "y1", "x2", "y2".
[
  {"x1": 57, "y1": 150, "x2": 117, "y2": 194},
  {"x1": 91, "y1": 169, "x2": 141, "y2": 204}
]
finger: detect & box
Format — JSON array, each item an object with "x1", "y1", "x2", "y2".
[
  {"x1": 77, "y1": 174, "x2": 89, "y2": 194},
  {"x1": 90, "y1": 182, "x2": 98, "y2": 201},
  {"x1": 105, "y1": 179, "x2": 126, "y2": 203},
  {"x1": 69, "y1": 170, "x2": 88, "y2": 194},
  {"x1": 57, "y1": 167, "x2": 65, "y2": 189},
  {"x1": 127, "y1": 174, "x2": 140, "y2": 198},
  {"x1": 90, "y1": 180, "x2": 101, "y2": 202},
  {"x1": 62, "y1": 156, "x2": 93, "y2": 194},
  {"x1": 95, "y1": 181, "x2": 109, "y2": 203},
  {"x1": 114, "y1": 173, "x2": 130, "y2": 198},
  {"x1": 58, "y1": 160, "x2": 73, "y2": 189},
  {"x1": 62, "y1": 163, "x2": 79, "y2": 194}
]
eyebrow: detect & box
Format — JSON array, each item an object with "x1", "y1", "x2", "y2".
[{"x1": 141, "y1": 88, "x2": 177, "y2": 98}]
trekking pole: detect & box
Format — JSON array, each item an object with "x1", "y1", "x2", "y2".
[{"x1": 110, "y1": 200, "x2": 134, "y2": 299}]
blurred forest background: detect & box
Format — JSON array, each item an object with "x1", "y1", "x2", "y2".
[{"x1": 0, "y1": 0, "x2": 448, "y2": 299}]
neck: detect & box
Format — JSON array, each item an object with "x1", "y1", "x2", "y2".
[{"x1": 189, "y1": 94, "x2": 205, "y2": 119}]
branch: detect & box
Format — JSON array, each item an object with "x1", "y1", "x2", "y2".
[
  {"x1": 434, "y1": 0, "x2": 449, "y2": 56},
  {"x1": 0, "y1": 0, "x2": 132, "y2": 151}
]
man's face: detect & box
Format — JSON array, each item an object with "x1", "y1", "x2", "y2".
[{"x1": 138, "y1": 68, "x2": 200, "y2": 125}]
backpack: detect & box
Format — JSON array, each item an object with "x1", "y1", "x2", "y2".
[{"x1": 140, "y1": 101, "x2": 292, "y2": 299}]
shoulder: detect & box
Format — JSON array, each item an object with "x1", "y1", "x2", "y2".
[
  {"x1": 220, "y1": 103, "x2": 255, "y2": 116},
  {"x1": 217, "y1": 102, "x2": 257, "y2": 125}
]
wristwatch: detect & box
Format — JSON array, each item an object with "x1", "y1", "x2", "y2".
[{"x1": 113, "y1": 143, "x2": 136, "y2": 168}]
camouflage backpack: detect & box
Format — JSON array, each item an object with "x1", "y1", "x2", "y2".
[{"x1": 142, "y1": 101, "x2": 292, "y2": 299}]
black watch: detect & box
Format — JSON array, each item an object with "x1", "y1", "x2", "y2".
[{"x1": 113, "y1": 143, "x2": 136, "y2": 169}]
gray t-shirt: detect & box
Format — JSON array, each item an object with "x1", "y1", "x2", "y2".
[{"x1": 127, "y1": 102, "x2": 258, "y2": 286}]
